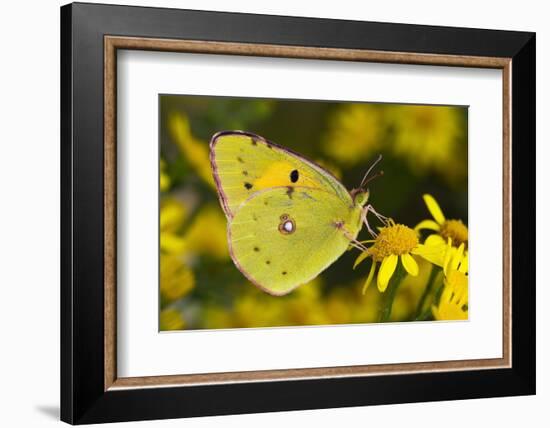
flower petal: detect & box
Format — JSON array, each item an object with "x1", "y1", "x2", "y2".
[
  {"x1": 441, "y1": 278, "x2": 454, "y2": 304},
  {"x1": 412, "y1": 242, "x2": 445, "y2": 267},
  {"x1": 353, "y1": 251, "x2": 370, "y2": 269},
  {"x1": 401, "y1": 253, "x2": 419, "y2": 276},
  {"x1": 423, "y1": 194, "x2": 446, "y2": 225},
  {"x1": 362, "y1": 261, "x2": 377, "y2": 295},
  {"x1": 459, "y1": 252, "x2": 469, "y2": 274},
  {"x1": 425, "y1": 234, "x2": 446, "y2": 247},
  {"x1": 443, "y1": 238, "x2": 453, "y2": 275},
  {"x1": 450, "y1": 243, "x2": 465, "y2": 272},
  {"x1": 377, "y1": 254, "x2": 398, "y2": 292},
  {"x1": 414, "y1": 219, "x2": 441, "y2": 233}
]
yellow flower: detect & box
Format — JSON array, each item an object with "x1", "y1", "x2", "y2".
[
  {"x1": 432, "y1": 245, "x2": 468, "y2": 321},
  {"x1": 443, "y1": 241, "x2": 468, "y2": 277},
  {"x1": 160, "y1": 308, "x2": 186, "y2": 330},
  {"x1": 322, "y1": 104, "x2": 384, "y2": 166},
  {"x1": 160, "y1": 254, "x2": 195, "y2": 302},
  {"x1": 182, "y1": 204, "x2": 229, "y2": 260},
  {"x1": 160, "y1": 158, "x2": 171, "y2": 192},
  {"x1": 413, "y1": 234, "x2": 449, "y2": 268},
  {"x1": 415, "y1": 194, "x2": 468, "y2": 248},
  {"x1": 160, "y1": 198, "x2": 189, "y2": 254},
  {"x1": 160, "y1": 201, "x2": 228, "y2": 260},
  {"x1": 355, "y1": 222, "x2": 428, "y2": 293},
  {"x1": 161, "y1": 198, "x2": 189, "y2": 231},
  {"x1": 169, "y1": 113, "x2": 215, "y2": 188},
  {"x1": 389, "y1": 105, "x2": 466, "y2": 182}
]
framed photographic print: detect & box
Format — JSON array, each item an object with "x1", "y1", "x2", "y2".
[{"x1": 60, "y1": 2, "x2": 536, "y2": 424}]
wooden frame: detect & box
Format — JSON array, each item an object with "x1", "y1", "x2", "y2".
[{"x1": 62, "y1": 2, "x2": 535, "y2": 424}]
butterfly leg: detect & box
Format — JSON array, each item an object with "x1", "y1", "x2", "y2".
[
  {"x1": 335, "y1": 221, "x2": 369, "y2": 251},
  {"x1": 362, "y1": 204, "x2": 389, "y2": 238},
  {"x1": 366, "y1": 204, "x2": 390, "y2": 224}
]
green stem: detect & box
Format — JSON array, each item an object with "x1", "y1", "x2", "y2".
[
  {"x1": 414, "y1": 281, "x2": 446, "y2": 321},
  {"x1": 434, "y1": 281, "x2": 446, "y2": 306},
  {"x1": 415, "y1": 307, "x2": 434, "y2": 321},
  {"x1": 379, "y1": 262, "x2": 407, "y2": 322},
  {"x1": 414, "y1": 265, "x2": 439, "y2": 319}
]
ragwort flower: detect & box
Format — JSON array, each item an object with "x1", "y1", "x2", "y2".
[
  {"x1": 415, "y1": 194, "x2": 468, "y2": 249},
  {"x1": 160, "y1": 308, "x2": 186, "y2": 330},
  {"x1": 322, "y1": 104, "x2": 384, "y2": 166},
  {"x1": 160, "y1": 254, "x2": 195, "y2": 302},
  {"x1": 355, "y1": 222, "x2": 428, "y2": 293},
  {"x1": 160, "y1": 158, "x2": 171, "y2": 192},
  {"x1": 432, "y1": 244, "x2": 468, "y2": 320},
  {"x1": 160, "y1": 198, "x2": 189, "y2": 254},
  {"x1": 169, "y1": 113, "x2": 216, "y2": 188},
  {"x1": 389, "y1": 105, "x2": 466, "y2": 183}
]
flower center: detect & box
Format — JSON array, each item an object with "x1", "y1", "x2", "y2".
[
  {"x1": 440, "y1": 219, "x2": 468, "y2": 248},
  {"x1": 368, "y1": 224, "x2": 418, "y2": 262}
]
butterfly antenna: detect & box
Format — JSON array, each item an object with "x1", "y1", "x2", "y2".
[{"x1": 360, "y1": 154, "x2": 383, "y2": 188}]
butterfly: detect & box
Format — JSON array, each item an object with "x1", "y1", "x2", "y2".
[{"x1": 210, "y1": 131, "x2": 384, "y2": 296}]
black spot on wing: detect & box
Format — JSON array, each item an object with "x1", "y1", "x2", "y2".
[
  {"x1": 286, "y1": 186, "x2": 294, "y2": 199},
  {"x1": 282, "y1": 271, "x2": 287, "y2": 275},
  {"x1": 244, "y1": 182, "x2": 253, "y2": 190},
  {"x1": 290, "y1": 169, "x2": 299, "y2": 183},
  {"x1": 253, "y1": 246, "x2": 260, "y2": 252},
  {"x1": 242, "y1": 170, "x2": 248, "y2": 176},
  {"x1": 237, "y1": 156, "x2": 244, "y2": 163},
  {"x1": 266, "y1": 260, "x2": 271, "y2": 265}
]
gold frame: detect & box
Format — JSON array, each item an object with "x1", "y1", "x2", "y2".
[{"x1": 104, "y1": 36, "x2": 512, "y2": 391}]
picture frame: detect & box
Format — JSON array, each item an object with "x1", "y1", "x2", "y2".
[{"x1": 60, "y1": 2, "x2": 535, "y2": 424}]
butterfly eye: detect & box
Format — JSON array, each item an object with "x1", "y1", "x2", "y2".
[{"x1": 290, "y1": 169, "x2": 299, "y2": 183}]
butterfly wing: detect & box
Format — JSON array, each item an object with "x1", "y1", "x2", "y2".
[
  {"x1": 210, "y1": 131, "x2": 351, "y2": 219},
  {"x1": 229, "y1": 186, "x2": 363, "y2": 296}
]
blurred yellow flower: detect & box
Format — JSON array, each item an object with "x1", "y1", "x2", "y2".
[
  {"x1": 181, "y1": 204, "x2": 229, "y2": 260},
  {"x1": 169, "y1": 113, "x2": 215, "y2": 188},
  {"x1": 160, "y1": 308, "x2": 186, "y2": 330},
  {"x1": 323, "y1": 104, "x2": 384, "y2": 166},
  {"x1": 202, "y1": 305, "x2": 236, "y2": 329},
  {"x1": 160, "y1": 254, "x2": 195, "y2": 302},
  {"x1": 161, "y1": 198, "x2": 188, "y2": 231},
  {"x1": 325, "y1": 289, "x2": 354, "y2": 324},
  {"x1": 160, "y1": 198, "x2": 189, "y2": 254},
  {"x1": 286, "y1": 282, "x2": 330, "y2": 326},
  {"x1": 389, "y1": 106, "x2": 466, "y2": 182},
  {"x1": 160, "y1": 200, "x2": 228, "y2": 260},
  {"x1": 355, "y1": 284, "x2": 382, "y2": 323},
  {"x1": 390, "y1": 292, "x2": 414, "y2": 322},
  {"x1": 415, "y1": 194, "x2": 468, "y2": 248},
  {"x1": 432, "y1": 245, "x2": 468, "y2": 321},
  {"x1": 215, "y1": 278, "x2": 332, "y2": 328},
  {"x1": 160, "y1": 158, "x2": 171, "y2": 192},
  {"x1": 355, "y1": 222, "x2": 427, "y2": 293}
]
